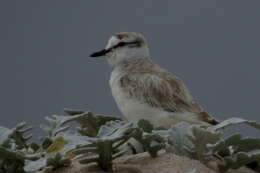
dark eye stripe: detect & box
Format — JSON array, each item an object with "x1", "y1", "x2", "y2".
[
  {"x1": 111, "y1": 41, "x2": 140, "y2": 50},
  {"x1": 116, "y1": 42, "x2": 127, "y2": 47}
]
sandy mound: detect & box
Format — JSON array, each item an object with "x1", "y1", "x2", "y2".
[{"x1": 36, "y1": 151, "x2": 256, "y2": 173}]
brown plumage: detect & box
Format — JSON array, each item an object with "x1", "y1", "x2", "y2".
[{"x1": 119, "y1": 58, "x2": 218, "y2": 125}]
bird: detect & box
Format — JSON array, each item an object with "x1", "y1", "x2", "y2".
[{"x1": 90, "y1": 32, "x2": 218, "y2": 128}]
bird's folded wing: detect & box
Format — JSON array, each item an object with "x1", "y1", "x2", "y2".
[
  {"x1": 119, "y1": 72, "x2": 201, "y2": 112},
  {"x1": 119, "y1": 71, "x2": 218, "y2": 125}
]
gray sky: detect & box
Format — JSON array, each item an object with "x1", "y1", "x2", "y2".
[{"x1": 0, "y1": 1, "x2": 259, "y2": 135}]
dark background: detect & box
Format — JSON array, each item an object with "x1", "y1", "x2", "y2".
[{"x1": 0, "y1": 1, "x2": 259, "y2": 135}]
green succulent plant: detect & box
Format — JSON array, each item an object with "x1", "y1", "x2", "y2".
[
  {"x1": 46, "y1": 153, "x2": 71, "y2": 170},
  {"x1": 2, "y1": 108, "x2": 260, "y2": 173},
  {"x1": 165, "y1": 118, "x2": 260, "y2": 172},
  {"x1": 0, "y1": 123, "x2": 39, "y2": 173},
  {"x1": 25, "y1": 110, "x2": 99, "y2": 172},
  {"x1": 72, "y1": 120, "x2": 135, "y2": 171},
  {"x1": 185, "y1": 126, "x2": 221, "y2": 162},
  {"x1": 133, "y1": 119, "x2": 166, "y2": 157},
  {"x1": 208, "y1": 134, "x2": 260, "y2": 172},
  {"x1": 161, "y1": 122, "x2": 193, "y2": 156},
  {"x1": 64, "y1": 108, "x2": 120, "y2": 137}
]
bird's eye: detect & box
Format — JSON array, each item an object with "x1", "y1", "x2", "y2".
[
  {"x1": 117, "y1": 42, "x2": 126, "y2": 47},
  {"x1": 110, "y1": 42, "x2": 126, "y2": 50},
  {"x1": 111, "y1": 41, "x2": 140, "y2": 50}
]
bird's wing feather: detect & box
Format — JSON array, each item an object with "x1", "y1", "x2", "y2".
[
  {"x1": 120, "y1": 62, "x2": 218, "y2": 125},
  {"x1": 120, "y1": 71, "x2": 201, "y2": 113}
]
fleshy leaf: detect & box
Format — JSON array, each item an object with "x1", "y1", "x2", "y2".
[
  {"x1": 40, "y1": 115, "x2": 77, "y2": 138},
  {"x1": 97, "y1": 120, "x2": 134, "y2": 140},
  {"x1": 24, "y1": 157, "x2": 46, "y2": 172},
  {"x1": 0, "y1": 122, "x2": 32, "y2": 149},
  {"x1": 208, "y1": 134, "x2": 260, "y2": 171},
  {"x1": 131, "y1": 120, "x2": 166, "y2": 157},
  {"x1": 208, "y1": 118, "x2": 260, "y2": 132},
  {"x1": 9, "y1": 122, "x2": 33, "y2": 149},
  {"x1": 137, "y1": 119, "x2": 154, "y2": 133},
  {"x1": 0, "y1": 146, "x2": 40, "y2": 173},
  {"x1": 0, "y1": 126, "x2": 13, "y2": 147},
  {"x1": 46, "y1": 136, "x2": 65, "y2": 153},
  {"x1": 73, "y1": 112, "x2": 120, "y2": 137},
  {"x1": 71, "y1": 120, "x2": 135, "y2": 171},
  {"x1": 46, "y1": 153, "x2": 71, "y2": 169},
  {"x1": 219, "y1": 150, "x2": 260, "y2": 172},
  {"x1": 186, "y1": 126, "x2": 221, "y2": 162},
  {"x1": 165, "y1": 122, "x2": 193, "y2": 156}
]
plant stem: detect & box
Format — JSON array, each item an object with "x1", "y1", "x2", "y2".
[{"x1": 97, "y1": 141, "x2": 113, "y2": 171}]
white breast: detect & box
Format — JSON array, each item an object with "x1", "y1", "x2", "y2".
[{"x1": 109, "y1": 68, "x2": 175, "y2": 127}]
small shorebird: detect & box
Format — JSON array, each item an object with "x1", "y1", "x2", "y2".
[{"x1": 90, "y1": 32, "x2": 218, "y2": 128}]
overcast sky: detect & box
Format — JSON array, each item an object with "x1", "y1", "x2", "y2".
[{"x1": 0, "y1": 0, "x2": 259, "y2": 135}]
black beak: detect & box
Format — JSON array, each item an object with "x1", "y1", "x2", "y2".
[{"x1": 90, "y1": 49, "x2": 110, "y2": 57}]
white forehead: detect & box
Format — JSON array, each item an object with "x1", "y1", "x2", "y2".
[{"x1": 105, "y1": 36, "x2": 120, "y2": 49}]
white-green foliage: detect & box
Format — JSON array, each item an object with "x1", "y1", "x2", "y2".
[
  {"x1": 71, "y1": 120, "x2": 135, "y2": 171},
  {"x1": 46, "y1": 153, "x2": 71, "y2": 170},
  {"x1": 162, "y1": 122, "x2": 193, "y2": 156},
  {"x1": 25, "y1": 109, "x2": 131, "y2": 172},
  {"x1": 1, "y1": 109, "x2": 260, "y2": 173},
  {"x1": 159, "y1": 122, "x2": 220, "y2": 162},
  {"x1": 185, "y1": 126, "x2": 221, "y2": 162},
  {"x1": 40, "y1": 114, "x2": 76, "y2": 138},
  {"x1": 207, "y1": 118, "x2": 260, "y2": 132},
  {"x1": 210, "y1": 118, "x2": 260, "y2": 172},
  {"x1": 70, "y1": 118, "x2": 166, "y2": 171},
  {"x1": 165, "y1": 118, "x2": 260, "y2": 172},
  {"x1": 0, "y1": 122, "x2": 32, "y2": 149},
  {"x1": 40, "y1": 109, "x2": 118, "y2": 138},
  {"x1": 208, "y1": 134, "x2": 260, "y2": 172},
  {"x1": 132, "y1": 119, "x2": 165, "y2": 157},
  {"x1": 0, "y1": 123, "x2": 39, "y2": 173},
  {"x1": 0, "y1": 109, "x2": 120, "y2": 173},
  {"x1": 64, "y1": 108, "x2": 120, "y2": 137},
  {"x1": 26, "y1": 109, "x2": 119, "y2": 172}
]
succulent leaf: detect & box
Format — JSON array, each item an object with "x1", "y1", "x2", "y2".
[
  {"x1": 137, "y1": 119, "x2": 154, "y2": 133},
  {"x1": 165, "y1": 122, "x2": 193, "y2": 156},
  {"x1": 24, "y1": 157, "x2": 46, "y2": 172},
  {"x1": 208, "y1": 118, "x2": 260, "y2": 132},
  {"x1": 46, "y1": 136, "x2": 65, "y2": 153},
  {"x1": 219, "y1": 150, "x2": 260, "y2": 172},
  {"x1": 186, "y1": 126, "x2": 221, "y2": 162},
  {"x1": 131, "y1": 120, "x2": 166, "y2": 157},
  {"x1": 46, "y1": 153, "x2": 71, "y2": 170},
  {"x1": 74, "y1": 112, "x2": 120, "y2": 137},
  {"x1": 71, "y1": 120, "x2": 135, "y2": 171}
]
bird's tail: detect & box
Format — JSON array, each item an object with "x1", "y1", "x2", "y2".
[{"x1": 198, "y1": 111, "x2": 219, "y2": 125}]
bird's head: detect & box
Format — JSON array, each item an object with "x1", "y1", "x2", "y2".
[{"x1": 90, "y1": 32, "x2": 150, "y2": 67}]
